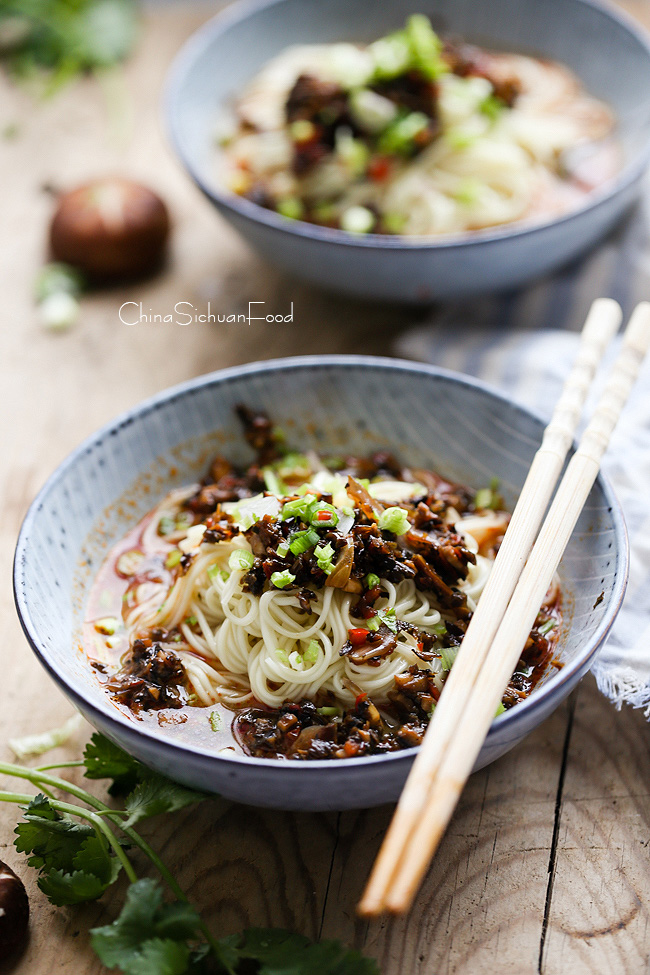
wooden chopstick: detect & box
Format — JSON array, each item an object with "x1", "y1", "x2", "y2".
[
  {"x1": 358, "y1": 297, "x2": 621, "y2": 917},
  {"x1": 361, "y1": 301, "x2": 650, "y2": 917}
]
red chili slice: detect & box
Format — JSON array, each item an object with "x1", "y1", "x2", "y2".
[{"x1": 348, "y1": 628, "x2": 369, "y2": 646}]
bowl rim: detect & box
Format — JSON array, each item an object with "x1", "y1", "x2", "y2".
[
  {"x1": 164, "y1": 0, "x2": 650, "y2": 252},
  {"x1": 13, "y1": 354, "x2": 629, "y2": 773}
]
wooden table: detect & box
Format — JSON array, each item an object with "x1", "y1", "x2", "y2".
[{"x1": 2, "y1": 3, "x2": 650, "y2": 972}]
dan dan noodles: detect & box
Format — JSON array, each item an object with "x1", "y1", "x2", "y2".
[
  {"x1": 219, "y1": 15, "x2": 616, "y2": 237},
  {"x1": 85, "y1": 407, "x2": 562, "y2": 760}
]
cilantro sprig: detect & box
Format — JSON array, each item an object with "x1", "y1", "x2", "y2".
[{"x1": 0, "y1": 732, "x2": 379, "y2": 974}]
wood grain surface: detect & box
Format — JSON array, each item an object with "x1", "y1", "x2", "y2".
[{"x1": 1, "y1": 3, "x2": 650, "y2": 973}]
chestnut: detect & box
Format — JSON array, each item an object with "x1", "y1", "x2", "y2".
[
  {"x1": 50, "y1": 177, "x2": 170, "y2": 283},
  {"x1": 0, "y1": 860, "x2": 29, "y2": 952}
]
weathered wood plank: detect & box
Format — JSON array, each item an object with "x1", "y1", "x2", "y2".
[
  {"x1": 541, "y1": 681, "x2": 650, "y2": 974},
  {"x1": 321, "y1": 697, "x2": 572, "y2": 974}
]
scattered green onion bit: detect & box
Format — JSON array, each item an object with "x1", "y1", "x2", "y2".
[
  {"x1": 308, "y1": 502, "x2": 339, "y2": 528},
  {"x1": 303, "y1": 641, "x2": 320, "y2": 665},
  {"x1": 317, "y1": 706, "x2": 342, "y2": 718},
  {"x1": 165, "y1": 549, "x2": 182, "y2": 569},
  {"x1": 262, "y1": 467, "x2": 286, "y2": 497},
  {"x1": 270, "y1": 569, "x2": 296, "y2": 589},
  {"x1": 440, "y1": 646, "x2": 459, "y2": 671},
  {"x1": 495, "y1": 702, "x2": 507, "y2": 717},
  {"x1": 539, "y1": 619, "x2": 556, "y2": 636},
  {"x1": 290, "y1": 119, "x2": 316, "y2": 142},
  {"x1": 365, "y1": 573, "x2": 381, "y2": 589},
  {"x1": 289, "y1": 528, "x2": 320, "y2": 556},
  {"x1": 228, "y1": 550, "x2": 255, "y2": 571},
  {"x1": 207, "y1": 563, "x2": 228, "y2": 582},
  {"x1": 378, "y1": 111, "x2": 429, "y2": 156},
  {"x1": 377, "y1": 608, "x2": 398, "y2": 633},
  {"x1": 281, "y1": 494, "x2": 317, "y2": 521},
  {"x1": 208, "y1": 711, "x2": 222, "y2": 732},
  {"x1": 405, "y1": 14, "x2": 446, "y2": 79},
  {"x1": 365, "y1": 617, "x2": 380, "y2": 632},
  {"x1": 432, "y1": 621, "x2": 447, "y2": 636},
  {"x1": 184, "y1": 616, "x2": 197, "y2": 627},
  {"x1": 314, "y1": 542, "x2": 335, "y2": 575},
  {"x1": 378, "y1": 506, "x2": 410, "y2": 535},
  {"x1": 474, "y1": 480, "x2": 501, "y2": 510},
  {"x1": 275, "y1": 648, "x2": 290, "y2": 665},
  {"x1": 480, "y1": 93, "x2": 505, "y2": 122},
  {"x1": 157, "y1": 515, "x2": 176, "y2": 536},
  {"x1": 340, "y1": 205, "x2": 375, "y2": 234},
  {"x1": 276, "y1": 197, "x2": 304, "y2": 220},
  {"x1": 276, "y1": 541, "x2": 290, "y2": 558}
]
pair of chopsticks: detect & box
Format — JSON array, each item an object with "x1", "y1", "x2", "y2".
[{"x1": 359, "y1": 298, "x2": 650, "y2": 917}]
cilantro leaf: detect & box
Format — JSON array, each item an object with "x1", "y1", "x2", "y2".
[
  {"x1": 38, "y1": 863, "x2": 119, "y2": 906},
  {"x1": 14, "y1": 794, "x2": 93, "y2": 871},
  {"x1": 123, "y1": 775, "x2": 208, "y2": 828},
  {"x1": 219, "y1": 928, "x2": 380, "y2": 975},
  {"x1": 83, "y1": 733, "x2": 146, "y2": 794},
  {"x1": 91, "y1": 878, "x2": 201, "y2": 972}
]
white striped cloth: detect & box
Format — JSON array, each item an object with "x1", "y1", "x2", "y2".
[{"x1": 395, "y1": 184, "x2": 650, "y2": 715}]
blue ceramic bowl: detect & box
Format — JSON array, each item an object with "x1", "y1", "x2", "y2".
[
  {"x1": 165, "y1": 0, "x2": 650, "y2": 302},
  {"x1": 14, "y1": 357, "x2": 627, "y2": 810}
]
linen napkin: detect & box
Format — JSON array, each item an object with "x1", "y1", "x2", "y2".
[{"x1": 395, "y1": 192, "x2": 650, "y2": 714}]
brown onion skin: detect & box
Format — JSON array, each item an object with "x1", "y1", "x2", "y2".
[
  {"x1": 0, "y1": 860, "x2": 29, "y2": 952},
  {"x1": 50, "y1": 177, "x2": 170, "y2": 283}
]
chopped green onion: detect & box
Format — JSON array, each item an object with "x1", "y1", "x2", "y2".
[
  {"x1": 378, "y1": 506, "x2": 410, "y2": 535},
  {"x1": 276, "y1": 541, "x2": 290, "y2": 558},
  {"x1": 276, "y1": 197, "x2": 304, "y2": 220},
  {"x1": 539, "y1": 619, "x2": 556, "y2": 636},
  {"x1": 281, "y1": 494, "x2": 317, "y2": 521},
  {"x1": 440, "y1": 646, "x2": 458, "y2": 670},
  {"x1": 454, "y1": 178, "x2": 481, "y2": 206},
  {"x1": 317, "y1": 706, "x2": 342, "y2": 717},
  {"x1": 275, "y1": 648, "x2": 290, "y2": 665},
  {"x1": 303, "y1": 641, "x2": 320, "y2": 665},
  {"x1": 405, "y1": 14, "x2": 446, "y2": 79},
  {"x1": 207, "y1": 563, "x2": 228, "y2": 582},
  {"x1": 369, "y1": 31, "x2": 412, "y2": 80},
  {"x1": 165, "y1": 549, "x2": 182, "y2": 569},
  {"x1": 308, "y1": 502, "x2": 339, "y2": 528},
  {"x1": 377, "y1": 608, "x2": 398, "y2": 633},
  {"x1": 262, "y1": 467, "x2": 286, "y2": 497},
  {"x1": 270, "y1": 569, "x2": 296, "y2": 589},
  {"x1": 474, "y1": 485, "x2": 501, "y2": 509},
  {"x1": 335, "y1": 128, "x2": 370, "y2": 177},
  {"x1": 382, "y1": 212, "x2": 407, "y2": 234},
  {"x1": 365, "y1": 617, "x2": 380, "y2": 632},
  {"x1": 314, "y1": 542, "x2": 335, "y2": 575},
  {"x1": 229, "y1": 550, "x2": 255, "y2": 571},
  {"x1": 378, "y1": 112, "x2": 430, "y2": 156},
  {"x1": 432, "y1": 621, "x2": 447, "y2": 636},
  {"x1": 157, "y1": 515, "x2": 176, "y2": 536},
  {"x1": 494, "y1": 702, "x2": 506, "y2": 717},
  {"x1": 349, "y1": 87, "x2": 398, "y2": 134},
  {"x1": 340, "y1": 205, "x2": 375, "y2": 234},
  {"x1": 289, "y1": 528, "x2": 320, "y2": 556},
  {"x1": 480, "y1": 93, "x2": 505, "y2": 122},
  {"x1": 94, "y1": 617, "x2": 119, "y2": 636},
  {"x1": 184, "y1": 616, "x2": 197, "y2": 627},
  {"x1": 290, "y1": 119, "x2": 316, "y2": 142},
  {"x1": 208, "y1": 711, "x2": 221, "y2": 732},
  {"x1": 365, "y1": 573, "x2": 381, "y2": 589},
  {"x1": 445, "y1": 129, "x2": 477, "y2": 151},
  {"x1": 35, "y1": 261, "x2": 84, "y2": 302}
]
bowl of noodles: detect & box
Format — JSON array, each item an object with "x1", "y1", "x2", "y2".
[
  {"x1": 14, "y1": 357, "x2": 627, "y2": 810},
  {"x1": 165, "y1": 0, "x2": 650, "y2": 301}
]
